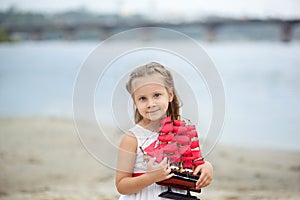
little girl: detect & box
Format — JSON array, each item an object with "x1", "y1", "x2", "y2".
[{"x1": 115, "y1": 62, "x2": 213, "y2": 199}]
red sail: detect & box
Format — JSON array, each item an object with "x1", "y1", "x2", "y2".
[
  {"x1": 144, "y1": 116, "x2": 205, "y2": 168},
  {"x1": 186, "y1": 125, "x2": 196, "y2": 131},
  {"x1": 184, "y1": 161, "x2": 193, "y2": 168},
  {"x1": 178, "y1": 145, "x2": 190, "y2": 154},
  {"x1": 173, "y1": 126, "x2": 188, "y2": 134},
  {"x1": 182, "y1": 156, "x2": 194, "y2": 168},
  {"x1": 158, "y1": 123, "x2": 173, "y2": 134},
  {"x1": 175, "y1": 135, "x2": 190, "y2": 145},
  {"x1": 187, "y1": 130, "x2": 197, "y2": 138},
  {"x1": 190, "y1": 140, "x2": 199, "y2": 149},
  {"x1": 144, "y1": 142, "x2": 166, "y2": 162},
  {"x1": 167, "y1": 153, "x2": 181, "y2": 162},
  {"x1": 143, "y1": 141, "x2": 157, "y2": 154},
  {"x1": 173, "y1": 120, "x2": 186, "y2": 126},
  {"x1": 160, "y1": 116, "x2": 172, "y2": 125},
  {"x1": 193, "y1": 159, "x2": 205, "y2": 167},
  {"x1": 158, "y1": 134, "x2": 174, "y2": 143},
  {"x1": 191, "y1": 150, "x2": 201, "y2": 159},
  {"x1": 182, "y1": 156, "x2": 194, "y2": 161},
  {"x1": 163, "y1": 143, "x2": 177, "y2": 154},
  {"x1": 152, "y1": 150, "x2": 164, "y2": 162}
]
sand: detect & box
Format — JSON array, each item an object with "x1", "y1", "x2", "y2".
[{"x1": 0, "y1": 118, "x2": 299, "y2": 200}]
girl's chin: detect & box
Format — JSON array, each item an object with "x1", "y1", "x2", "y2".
[{"x1": 147, "y1": 115, "x2": 166, "y2": 122}]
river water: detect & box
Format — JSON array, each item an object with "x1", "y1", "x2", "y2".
[{"x1": 0, "y1": 40, "x2": 299, "y2": 151}]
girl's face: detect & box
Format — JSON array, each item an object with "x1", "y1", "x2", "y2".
[{"x1": 132, "y1": 74, "x2": 173, "y2": 124}]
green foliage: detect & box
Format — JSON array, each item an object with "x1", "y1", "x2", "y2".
[
  {"x1": 0, "y1": 28, "x2": 12, "y2": 42},
  {"x1": 0, "y1": 10, "x2": 48, "y2": 26}
]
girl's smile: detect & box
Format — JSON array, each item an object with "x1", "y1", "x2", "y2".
[{"x1": 147, "y1": 109, "x2": 160, "y2": 114}]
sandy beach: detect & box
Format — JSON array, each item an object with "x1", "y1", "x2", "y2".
[{"x1": 0, "y1": 118, "x2": 299, "y2": 200}]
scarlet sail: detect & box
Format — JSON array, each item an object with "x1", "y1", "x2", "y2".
[
  {"x1": 144, "y1": 116, "x2": 205, "y2": 197},
  {"x1": 145, "y1": 116, "x2": 204, "y2": 168}
]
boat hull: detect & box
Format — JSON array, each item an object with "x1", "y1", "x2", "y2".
[{"x1": 156, "y1": 171, "x2": 201, "y2": 193}]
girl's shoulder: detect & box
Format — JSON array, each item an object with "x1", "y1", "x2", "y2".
[
  {"x1": 119, "y1": 130, "x2": 137, "y2": 152},
  {"x1": 119, "y1": 125, "x2": 146, "y2": 147}
]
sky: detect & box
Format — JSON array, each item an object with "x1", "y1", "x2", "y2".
[{"x1": 0, "y1": 0, "x2": 300, "y2": 20}]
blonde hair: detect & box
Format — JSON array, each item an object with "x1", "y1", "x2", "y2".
[{"x1": 126, "y1": 62, "x2": 182, "y2": 123}]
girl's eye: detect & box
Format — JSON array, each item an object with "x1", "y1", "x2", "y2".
[
  {"x1": 154, "y1": 93, "x2": 161, "y2": 98},
  {"x1": 139, "y1": 96, "x2": 146, "y2": 101}
]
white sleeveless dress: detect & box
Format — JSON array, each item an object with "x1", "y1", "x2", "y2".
[{"x1": 119, "y1": 124, "x2": 180, "y2": 200}]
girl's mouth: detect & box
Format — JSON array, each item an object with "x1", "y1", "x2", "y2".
[{"x1": 147, "y1": 109, "x2": 160, "y2": 114}]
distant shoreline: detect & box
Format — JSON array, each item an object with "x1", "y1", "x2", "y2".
[
  {"x1": 1, "y1": 10, "x2": 300, "y2": 42},
  {"x1": 1, "y1": 116, "x2": 299, "y2": 153}
]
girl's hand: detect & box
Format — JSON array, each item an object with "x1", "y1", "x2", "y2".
[
  {"x1": 193, "y1": 161, "x2": 213, "y2": 189},
  {"x1": 146, "y1": 157, "x2": 174, "y2": 182}
]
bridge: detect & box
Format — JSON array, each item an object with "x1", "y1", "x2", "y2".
[{"x1": 2, "y1": 18, "x2": 300, "y2": 42}]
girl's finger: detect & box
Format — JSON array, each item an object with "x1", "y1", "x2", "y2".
[
  {"x1": 148, "y1": 157, "x2": 156, "y2": 166},
  {"x1": 201, "y1": 178, "x2": 210, "y2": 187},
  {"x1": 166, "y1": 173, "x2": 174, "y2": 179},
  {"x1": 193, "y1": 167, "x2": 201, "y2": 175},
  {"x1": 157, "y1": 157, "x2": 167, "y2": 168},
  {"x1": 196, "y1": 173, "x2": 206, "y2": 186},
  {"x1": 193, "y1": 164, "x2": 203, "y2": 175}
]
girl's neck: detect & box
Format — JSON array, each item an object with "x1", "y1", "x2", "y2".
[{"x1": 138, "y1": 119, "x2": 161, "y2": 132}]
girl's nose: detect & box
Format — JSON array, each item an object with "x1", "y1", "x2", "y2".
[{"x1": 147, "y1": 99, "x2": 156, "y2": 108}]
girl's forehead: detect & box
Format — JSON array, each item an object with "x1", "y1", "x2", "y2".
[{"x1": 131, "y1": 74, "x2": 165, "y2": 93}]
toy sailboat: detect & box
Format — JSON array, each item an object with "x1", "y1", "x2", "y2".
[{"x1": 144, "y1": 116, "x2": 204, "y2": 200}]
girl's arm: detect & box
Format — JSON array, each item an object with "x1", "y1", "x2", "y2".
[
  {"x1": 193, "y1": 161, "x2": 213, "y2": 190},
  {"x1": 115, "y1": 132, "x2": 173, "y2": 195}
]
